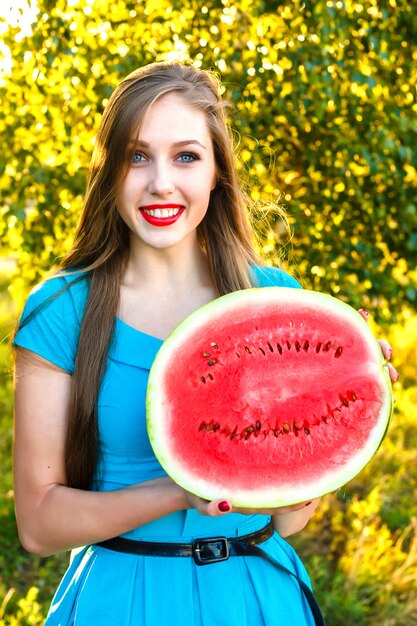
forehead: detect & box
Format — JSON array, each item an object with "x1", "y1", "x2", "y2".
[{"x1": 136, "y1": 92, "x2": 212, "y2": 144}]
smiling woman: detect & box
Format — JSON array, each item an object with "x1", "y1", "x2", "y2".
[
  {"x1": 11, "y1": 61, "x2": 329, "y2": 626},
  {"x1": 116, "y1": 92, "x2": 217, "y2": 250}
]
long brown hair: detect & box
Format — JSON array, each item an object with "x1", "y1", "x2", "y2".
[{"x1": 52, "y1": 62, "x2": 263, "y2": 489}]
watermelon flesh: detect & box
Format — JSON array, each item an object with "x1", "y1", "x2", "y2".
[{"x1": 146, "y1": 288, "x2": 392, "y2": 507}]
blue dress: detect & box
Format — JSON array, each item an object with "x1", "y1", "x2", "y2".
[{"x1": 14, "y1": 266, "x2": 317, "y2": 626}]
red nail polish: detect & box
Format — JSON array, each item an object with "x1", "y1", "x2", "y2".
[
  {"x1": 360, "y1": 309, "x2": 369, "y2": 316},
  {"x1": 218, "y1": 501, "x2": 231, "y2": 512}
]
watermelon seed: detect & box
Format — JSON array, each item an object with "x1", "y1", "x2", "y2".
[
  {"x1": 210, "y1": 342, "x2": 218, "y2": 348},
  {"x1": 303, "y1": 341, "x2": 309, "y2": 351},
  {"x1": 200, "y1": 376, "x2": 206, "y2": 383},
  {"x1": 198, "y1": 390, "x2": 356, "y2": 442},
  {"x1": 277, "y1": 343, "x2": 283, "y2": 354},
  {"x1": 316, "y1": 342, "x2": 322, "y2": 353},
  {"x1": 339, "y1": 394, "x2": 349, "y2": 407},
  {"x1": 286, "y1": 341, "x2": 291, "y2": 350},
  {"x1": 330, "y1": 409, "x2": 340, "y2": 422},
  {"x1": 208, "y1": 359, "x2": 216, "y2": 366},
  {"x1": 295, "y1": 341, "x2": 301, "y2": 352},
  {"x1": 324, "y1": 341, "x2": 332, "y2": 351},
  {"x1": 267, "y1": 342, "x2": 274, "y2": 352},
  {"x1": 235, "y1": 352, "x2": 240, "y2": 358},
  {"x1": 259, "y1": 347, "x2": 266, "y2": 355},
  {"x1": 244, "y1": 346, "x2": 252, "y2": 354},
  {"x1": 208, "y1": 373, "x2": 214, "y2": 380},
  {"x1": 334, "y1": 346, "x2": 344, "y2": 358},
  {"x1": 203, "y1": 352, "x2": 210, "y2": 357}
]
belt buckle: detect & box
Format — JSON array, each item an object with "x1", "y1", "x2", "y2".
[{"x1": 192, "y1": 536, "x2": 229, "y2": 566}]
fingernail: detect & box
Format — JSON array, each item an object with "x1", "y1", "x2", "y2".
[
  {"x1": 304, "y1": 501, "x2": 313, "y2": 507},
  {"x1": 393, "y1": 369, "x2": 399, "y2": 382},
  {"x1": 359, "y1": 309, "x2": 369, "y2": 317},
  {"x1": 218, "y1": 501, "x2": 231, "y2": 512}
]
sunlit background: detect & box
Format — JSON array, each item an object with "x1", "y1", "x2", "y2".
[{"x1": 0, "y1": 1, "x2": 416, "y2": 624}]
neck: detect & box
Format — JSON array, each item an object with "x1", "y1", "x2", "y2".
[{"x1": 122, "y1": 236, "x2": 213, "y2": 294}]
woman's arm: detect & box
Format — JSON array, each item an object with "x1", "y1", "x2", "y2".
[
  {"x1": 14, "y1": 348, "x2": 314, "y2": 556},
  {"x1": 13, "y1": 348, "x2": 188, "y2": 557},
  {"x1": 272, "y1": 498, "x2": 320, "y2": 538}
]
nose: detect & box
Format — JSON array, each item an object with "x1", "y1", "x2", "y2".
[{"x1": 148, "y1": 160, "x2": 175, "y2": 197}]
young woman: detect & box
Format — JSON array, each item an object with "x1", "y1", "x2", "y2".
[{"x1": 13, "y1": 61, "x2": 396, "y2": 625}]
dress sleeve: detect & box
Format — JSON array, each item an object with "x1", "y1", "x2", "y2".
[
  {"x1": 250, "y1": 265, "x2": 302, "y2": 289},
  {"x1": 13, "y1": 274, "x2": 88, "y2": 374}
]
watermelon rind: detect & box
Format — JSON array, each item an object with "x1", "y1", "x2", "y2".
[{"x1": 146, "y1": 288, "x2": 392, "y2": 507}]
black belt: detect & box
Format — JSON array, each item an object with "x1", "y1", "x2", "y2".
[{"x1": 96, "y1": 521, "x2": 325, "y2": 626}]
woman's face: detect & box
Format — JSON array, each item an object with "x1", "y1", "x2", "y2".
[{"x1": 116, "y1": 92, "x2": 217, "y2": 253}]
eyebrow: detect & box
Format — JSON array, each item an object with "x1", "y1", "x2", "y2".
[{"x1": 132, "y1": 139, "x2": 207, "y2": 150}]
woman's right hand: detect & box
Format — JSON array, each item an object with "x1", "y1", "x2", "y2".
[
  {"x1": 181, "y1": 489, "x2": 319, "y2": 538},
  {"x1": 181, "y1": 488, "x2": 313, "y2": 518}
]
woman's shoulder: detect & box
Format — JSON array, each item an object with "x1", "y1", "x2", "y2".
[
  {"x1": 14, "y1": 270, "x2": 90, "y2": 373},
  {"x1": 27, "y1": 270, "x2": 89, "y2": 303},
  {"x1": 250, "y1": 265, "x2": 302, "y2": 289},
  {"x1": 22, "y1": 270, "x2": 89, "y2": 320}
]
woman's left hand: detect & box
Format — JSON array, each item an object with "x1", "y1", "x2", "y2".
[{"x1": 358, "y1": 309, "x2": 399, "y2": 385}]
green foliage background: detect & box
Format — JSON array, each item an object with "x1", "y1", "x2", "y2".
[{"x1": 0, "y1": 0, "x2": 416, "y2": 624}]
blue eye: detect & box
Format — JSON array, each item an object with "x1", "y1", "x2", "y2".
[
  {"x1": 178, "y1": 152, "x2": 199, "y2": 163},
  {"x1": 132, "y1": 151, "x2": 145, "y2": 164}
]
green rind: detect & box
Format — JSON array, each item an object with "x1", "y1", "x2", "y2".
[{"x1": 146, "y1": 287, "x2": 393, "y2": 507}]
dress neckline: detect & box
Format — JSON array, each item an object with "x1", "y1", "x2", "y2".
[{"x1": 115, "y1": 316, "x2": 165, "y2": 343}]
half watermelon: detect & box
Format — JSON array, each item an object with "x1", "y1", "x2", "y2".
[{"x1": 146, "y1": 288, "x2": 392, "y2": 507}]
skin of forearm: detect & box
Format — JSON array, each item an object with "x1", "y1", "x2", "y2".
[
  {"x1": 272, "y1": 498, "x2": 320, "y2": 538},
  {"x1": 16, "y1": 477, "x2": 187, "y2": 557}
]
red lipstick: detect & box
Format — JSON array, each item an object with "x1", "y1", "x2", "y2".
[{"x1": 139, "y1": 204, "x2": 185, "y2": 227}]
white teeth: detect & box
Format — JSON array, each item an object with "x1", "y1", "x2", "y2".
[{"x1": 143, "y1": 207, "x2": 182, "y2": 217}]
